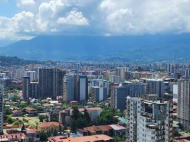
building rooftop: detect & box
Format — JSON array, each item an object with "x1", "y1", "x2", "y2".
[
  {"x1": 48, "y1": 134, "x2": 113, "y2": 142},
  {"x1": 24, "y1": 107, "x2": 37, "y2": 111},
  {"x1": 38, "y1": 122, "x2": 61, "y2": 128},
  {"x1": 0, "y1": 133, "x2": 26, "y2": 140},
  {"x1": 26, "y1": 129, "x2": 39, "y2": 134},
  {"x1": 109, "y1": 124, "x2": 126, "y2": 131}
]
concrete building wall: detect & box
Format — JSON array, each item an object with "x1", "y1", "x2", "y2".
[{"x1": 0, "y1": 86, "x2": 3, "y2": 134}]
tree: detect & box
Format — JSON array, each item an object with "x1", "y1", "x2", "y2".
[
  {"x1": 84, "y1": 109, "x2": 91, "y2": 123},
  {"x1": 28, "y1": 137, "x2": 34, "y2": 142},
  {"x1": 11, "y1": 95, "x2": 20, "y2": 102},
  {"x1": 37, "y1": 106, "x2": 44, "y2": 112},
  {"x1": 71, "y1": 106, "x2": 81, "y2": 120},
  {"x1": 39, "y1": 115, "x2": 47, "y2": 122},
  {"x1": 77, "y1": 118, "x2": 88, "y2": 129},
  {"x1": 4, "y1": 115, "x2": 13, "y2": 124},
  {"x1": 113, "y1": 136, "x2": 122, "y2": 142},
  {"x1": 96, "y1": 109, "x2": 118, "y2": 125},
  {"x1": 21, "y1": 124, "x2": 26, "y2": 132},
  {"x1": 70, "y1": 119, "x2": 77, "y2": 132},
  {"x1": 39, "y1": 131, "x2": 48, "y2": 142},
  {"x1": 4, "y1": 108, "x2": 11, "y2": 115},
  {"x1": 70, "y1": 107, "x2": 90, "y2": 131},
  {"x1": 53, "y1": 129, "x2": 58, "y2": 136}
]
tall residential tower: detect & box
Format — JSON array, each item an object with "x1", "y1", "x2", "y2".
[
  {"x1": 39, "y1": 68, "x2": 65, "y2": 100},
  {"x1": 126, "y1": 97, "x2": 173, "y2": 142}
]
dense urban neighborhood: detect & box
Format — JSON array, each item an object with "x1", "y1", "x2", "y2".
[{"x1": 0, "y1": 59, "x2": 189, "y2": 141}]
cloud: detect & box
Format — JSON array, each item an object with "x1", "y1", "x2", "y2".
[
  {"x1": 0, "y1": 13, "x2": 35, "y2": 40},
  {"x1": 1, "y1": 0, "x2": 190, "y2": 40},
  {"x1": 99, "y1": 0, "x2": 190, "y2": 34},
  {"x1": 17, "y1": 0, "x2": 35, "y2": 7},
  {"x1": 58, "y1": 10, "x2": 89, "y2": 25}
]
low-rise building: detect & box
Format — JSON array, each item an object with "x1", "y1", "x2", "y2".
[
  {"x1": 82, "y1": 125, "x2": 112, "y2": 136},
  {"x1": 0, "y1": 133, "x2": 28, "y2": 142},
  {"x1": 26, "y1": 129, "x2": 40, "y2": 142},
  {"x1": 24, "y1": 107, "x2": 38, "y2": 116},
  {"x1": 38, "y1": 122, "x2": 63, "y2": 133},
  {"x1": 78, "y1": 124, "x2": 125, "y2": 137},
  {"x1": 59, "y1": 107, "x2": 102, "y2": 125},
  {"x1": 12, "y1": 110, "x2": 23, "y2": 117},
  {"x1": 79, "y1": 108, "x2": 102, "y2": 121},
  {"x1": 48, "y1": 134, "x2": 114, "y2": 142},
  {"x1": 109, "y1": 124, "x2": 126, "y2": 136}
]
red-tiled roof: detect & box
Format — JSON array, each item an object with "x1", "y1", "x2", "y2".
[
  {"x1": 98, "y1": 125, "x2": 112, "y2": 131},
  {"x1": 24, "y1": 107, "x2": 37, "y2": 111},
  {"x1": 0, "y1": 133, "x2": 26, "y2": 140},
  {"x1": 26, "y1": 129, "x2": 39, "y2": 134},
  {"x1": 84, "y1": 125, "x2": 112, "y2": 133},
  {"x1": 38, "y1": 122, "x2": 61, "y2": 128},
  {"x1": 48, "y1": 135, "x2": 113, "y2": 142}
]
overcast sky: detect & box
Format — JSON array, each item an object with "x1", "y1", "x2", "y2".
[{"x1": 0, "y1": 0, "x2": 190, "y2": 40}]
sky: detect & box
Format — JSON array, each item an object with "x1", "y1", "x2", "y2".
[{"x1": 1, "y1": 0, "x2": 190, "y2": 41}]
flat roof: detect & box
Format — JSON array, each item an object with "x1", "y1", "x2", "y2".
[{"x1": 48, "y1": 134, "x2": 113, "y2": 142}]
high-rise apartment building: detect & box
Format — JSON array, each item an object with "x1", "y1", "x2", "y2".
[
  {"x1": 39, "y1": 68, "x2": 65, "y2": 100},
  {"x1": 90, "y1": 79, "x2": 109, "y2": 96},
  {"x1": 24, "y1": 71, "x2": 36, "y2": 82},
  {"x1": 116, "y1": 67, "x2": 126, "y2": 82},
  {"x1": 126, "y1": 97, "x2": 173, "y2": 142},
  {"x1": 63, "y1": 75, "x2": 75, "y2": 101},
  {"x1": 177, "y1": 79, "x2": 190, "y2": 130},
  {"x1": 109, "y1": 75, "x2": 121, "y2": 84},
  {"x1": 111, "y1": 82, "x2": 146, "y2": 110},
  {"x1": 78, "y1": 76, "x2": 88, "y2": 102},
  {"x1": 111, "y1": 85, "x2": 128, "y2": 110},
  {"x1": 91, "y1": 86, "x2": 107, "y2": 102},
  {"x1": 23, "y1": 77, "x2": 30, "y2": 99},
  {"x1": 144, "y1": 79, "x2": 164, "y2": 98},
  {"x1": 76, "y1": 63, "x2": 81, "y2": 73},
  {"x1": 30, "y1": 82, "x2": 39, "y2": 99},
  {"x1": 0, "y1": 86, "x2": 3, "y2": 134}
]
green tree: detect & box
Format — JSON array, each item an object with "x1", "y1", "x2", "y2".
[
  {"x1": 113, "y1": 136, "x2": 122, "y2": 142},
  {"x1": 39, "y1": 115, "x2": 47, "y2": 122},
  {"x1": 39, "y1": 131, "x2": 48, "y2": 142},
  {"x1": 71, "y1": 106, "x2": 81, "y2": 119},
  {"x1": 28, "y1": 137, "x2": 34, "y2": 142},
  {"x1": 11, "y1": 95, "x2": 20, "y2": 102},
  {"x1": 53, "y1": 129, "x2": 58, "y2": 136},
  {"x1": 70, "y1": 107, "x2": 91, "y2": 131},
  {"x1": 4, "y1": 115, "x2": 13, "y2": 124},
  {"x1": 4, "y1": 108, "x2": 11, "y2": 115},
  {"x1": 84, "y1": 109, "x2": 91, "y2": 123},
  {"x1": 70, "y1": 119, "x2": 77, "y2": 132},
  {"x1": 77, "y1": 118, "x2": 88, "y2": 129},
  {"x1": 96, "y1": 109, "x2": 118, "y2": 125}
]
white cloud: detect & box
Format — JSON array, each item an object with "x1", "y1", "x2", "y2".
[
  {"x1": 99, "y1": 0, "x2": 190, "y2": 34},
  {"x1": 58, "y1": 10, "x2": 89, "y2": 25},
  {"x1": 17, "y1": 0, "x2": 35, "y2": 7},
  {"x1": 1, "y1": 0, "x2": 190, "y2": 39},
  {"x1": 51, "y1": 28, "x2": 58, "y2": 32}
]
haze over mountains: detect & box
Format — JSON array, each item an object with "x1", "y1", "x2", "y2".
[{"x1": 1, "y1": 34, "x2": 190, "y2": 62}]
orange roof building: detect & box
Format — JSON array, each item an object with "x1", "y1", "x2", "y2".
[
  {"x1": 48, "y1": 134, "x2": 114, "y2": 142},
  {"x1": 38, "y1": 122, "x2": 63, "y2": 132},
  {"x1": 0, "y1": 133, "x2": 27, "y2": 141}
]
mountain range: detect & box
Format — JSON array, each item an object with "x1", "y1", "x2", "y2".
[{"x1": 1, "y1": 34, "x2": 190, "y2": 62}]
